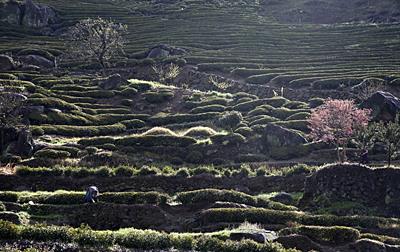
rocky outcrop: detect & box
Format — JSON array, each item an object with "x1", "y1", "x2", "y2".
[
  {"x1": 0, "y1": 55, "x2": 15, "y2": 71},
  {"x1": 300, "y1": 164, "x2": 400, "y2": 216},
  {"x1": 0, "y1": 0, "x2": 59, "y2": 30},
  {"x1": 0, "y1": 0, "x2": 21, "y2": 25},
  {"x1": 146, "y1": 44, "x2": 187, "y2": 58},
  {"x1": 19, "y1": 54, "x2": 54, "y2": 68},
  {"x1": 2, "y1": 127, "x2": 35, "y2": 158},
  {"x1": 96, "y1": 74, "x2": 127, "y2": 90},
  {"x1": 361, "y1": 91, "x2": 400, "y2": 121},
  {"x1": 262, "y1": 124, "x2": 308, "y2": 146},
  {"x1": 270, "y1": 192, "x2": 295, "y2": 205}
]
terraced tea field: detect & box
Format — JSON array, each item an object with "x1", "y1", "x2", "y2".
[{"x1": 2, "y1": 0, "x2": 400, "y2": 93}]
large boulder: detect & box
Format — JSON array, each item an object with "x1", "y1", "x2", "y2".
[
  {"x1": 263, "y1": 124, "x2": 307, "y2": 146},
  {"x1": 0, "y1": 55, "x2": 15, "y2": 71},
  {"x1": 16, "y1": 128, "x2": 35, "y2": 157},
  {"x1": 361, "y1": 91, "x2": 400, "y2": 121},
  {"x1": 147, "y1": 44, "x2": 187, "y2": 58},
  {"x1": 21, "y1": 0, "x2": 59, "y2": 28},
  {"x1": 0, "y1": 0, "x2": 59, "y2": 29},
  {"x1": 96, "y1": 74, "x2": 127, "y2": 90},
  {"x1": 19, "y1": 54, "x2": 54, "y2": 68},
  {"x1": 0, "y1": 0, "x2": 22, "y2": 25},
  {"x1": 270, "y1": 192, "x2": 295, "y2": 205}
]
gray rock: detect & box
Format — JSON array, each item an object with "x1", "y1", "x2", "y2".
[
  {"x1": 0, "y1": 0, "x2": 59, "y2": 29},
  {"x1": 270, "y1": 192, "x2": 295, "y2": 205},
  {"x1": 16, "y1": 128, "x2": 35, "y2": 157},
  {"x1": 0, "y1": 54, "x2": 15, "y2": 71},
  {"x1": 22, "y1": 0, "x2": 59, "y2": 28},
  {"x1": 97, "y1": 74, "x2": 127, "y2": 90},
  {"x1": 147, "y1": 47, "x2": 170, "y2": 58},
  {"x1": 147, "y1": 44, "x2": 187, "y2": 58},
  {"x1": 25, "y1": 105, "x2": 45, "y2": 114},
  {"x1": 0, "y1": 0, "x2": 22, "y2": 25},
  {"x1": 361, "y1": 91, "x2": 400, "y2": 121},
  {"x1": 20, "y1": 54, "x2": 54, "y2": 68},
  {"x1": 264, "y1": 123, "x2": 307, "y2": 146},
  {"x1": 230, "y1": 230, "x2": 277, "y2": 243}
]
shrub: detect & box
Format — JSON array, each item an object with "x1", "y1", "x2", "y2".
[
  {"x1": 0, "y1": 211, "x2": 26, "y2": 224},
  {"x1": 249, "y1": 115, "x2": 279, "y2": 126},
  {"x1": 15, "y1": 166, "x2": 63, "y2": 177},
  {"x1": 191, "y1": 166, "x2": 219, "y2": 176},
  {"x1": 190, "y1": 104, "x2": 226, "y2": 114},
  {"x1": 33, "y1": 149, "x2": 71, "y2": 159},
  {"x1": 121, "y1": 119, "x2": 146, "y2": 129},
  {"x1": 0, "y1": 73, "x2": 17, "y2": 80},
  {"x1": 142, "y1": 127, "x2": 177, "y2": 136},
  {"x1": 0, "y1": 220, "x2": 20, "y2": 239},
  {"x1": 234, "y1": 127, "x2": 253, "y2": 137},
  {"x1": 120, "y1": 87, "x2": 138, "y2": 97},
  {"x1": 116, "y1": 135, "x2": 196, "y2": 147},
  {"x1": 183, "y1": 127, "x2": 217, "y2": 138},
  {"x1": 286, "y1": 112, "x2": 310, "y2": 120},
  {"x1": 38, "y1": 123, "x2": 126, "y2": 137},
  {"x1": 27, "y1": 97, "x2": 78, "y2": 111},
  {"x1": 78, "y1": 137, "x2": 115, "y2": 146},
  {"x1": 0, "y1": 192, "x2": 19, "y2": 202},
  {"x1": 149, "y1": 112, "x2": 219, "y2": 126},
  {"x1": 136, "y1": 166, "x2": 159, "y2": 176},
  {"x1": 215, "y1": 111, "x2": 243, "y2": 130},
  {"x1": 115, "y1": 166, "x2": 135, "y2": 177},
  {"x1": 99, "y1": 192, "x2": 169, "y2": 205},
  {"x1": 85, "y1": 147, "x2": 98, "y2": 155},
  {"x1": 176, "y1": 168, "x2": 190, "y2": 177},
  {"x1": 211, "y1": 133, "x2": 246, "y2": 146},
  {"x1": 274, "y1": 120, "x2": 309, "y2": 132},
  {"x1": 280, "y1": 225, "x2": 360, "y2": 245}
]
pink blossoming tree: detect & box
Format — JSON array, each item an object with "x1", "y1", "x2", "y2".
[{"x1": 308, "y1": 99, "x2": 371, "y2": 162}]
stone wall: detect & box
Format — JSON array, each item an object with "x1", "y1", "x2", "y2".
[
  {"x1": 301, "y1": 164, "x2": 400, "y2": 215},
  {"x1": 0, "y1": 173, "x2": 306, "y2": 194}
]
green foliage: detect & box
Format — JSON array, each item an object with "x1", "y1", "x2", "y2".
[
  {"x1": 36, "y1": 123, "x2": 126, "y2": 137},
  {"x1": 190, "y1": 104, "x2": 226, "y2": 114},
  {"x1": 183, "y1": 126, "x2": 217, "y2": 138},
  {"x1": 280, "y1": 225, "x2": 360, "y2": 245},
  {"x1": 27, "y1": 98, "x2": 78, "y2": 111},
  {"x1": 116, "y1": 135, "x2": 196, "y2": 147},
  {"x1": 370, "y1": 115, "x2": 400, "y2": 167},
  {"x1": 150, "y1": 112, "x2": 219, "y2": 126},
  {"x1": 216, "y1": 111, "x2": 243, "y2": 130},
  {"x1": 33, "y1": 149, "x2": 71, "y2": 160},
  {"x1": 177, "y1": 189, "x2": 294, "y2": 210},
  {"x1": 211, "y1": 133, "x2": 246, "y2": 146}
]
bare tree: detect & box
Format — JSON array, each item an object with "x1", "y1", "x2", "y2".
[
  {"x1": 64, "y1": 17, "x2": 128, "y2": 74},
  {"x1": 0, "y1": 90, "x2": 26, "y2": 153}
]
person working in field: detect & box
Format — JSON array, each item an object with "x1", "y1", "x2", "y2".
[{"x1": 84, "y1": 186, "x2": 99, "y2": 203}]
